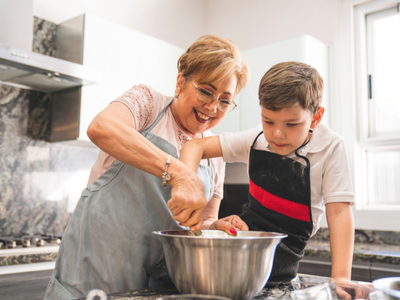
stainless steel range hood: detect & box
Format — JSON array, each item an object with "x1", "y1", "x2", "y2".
[
  {"x1": 0, "y1": 8, "x2": 102, "y2": 142},
  {"x1": 0, "y1": 42, "x2": 100, "y2": 93}
]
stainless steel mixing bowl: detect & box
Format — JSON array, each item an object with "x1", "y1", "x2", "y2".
[
  {"x1": 153, "y1": 230, "x2": 287, "y2": 300},
  {"x1": 373, "y1": 277, "x2": 400, "y2": 300}
]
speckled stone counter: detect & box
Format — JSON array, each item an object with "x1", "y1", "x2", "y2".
[
  {"x1": 77, "y1": 274, "x2": 308, "y2": 300},
  {"x1": 305, "y1": 229, "x2": 400, "y2": 265},
  {"x1": 0, "y1": 246, "x2": 59, "y2": 266},
  {"x1": 1, "y1": 230, "x2": 400, "y2": 268}
]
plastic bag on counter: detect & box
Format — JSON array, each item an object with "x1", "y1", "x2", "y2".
[{"x1": 291, "y1": 282, "x2": 375, "y2": 300}]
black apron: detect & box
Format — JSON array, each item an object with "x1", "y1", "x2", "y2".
[{"x1": 240, "y1": 132, "x2": 313, "y2": 287}]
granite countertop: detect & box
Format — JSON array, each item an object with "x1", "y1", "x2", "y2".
[
  {"x1": 304, "y1": 229, "x2": 400, "y2": 265},
  {"x1": 1, "y1": 229, "x2": 399, "y2": 267},
  {"x1": 78, "y1": 274, "x2": 315, "y2": 300},
  {"x1": 0, "y1": 245, "x2": 58, "y2": 267}
]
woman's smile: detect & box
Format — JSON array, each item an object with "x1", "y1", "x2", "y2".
[
  {"x1": 171, "y1": 73, "x2": 237, "y2": 137},
  {"x1": 194, "y1": 108, "x2": 212, "y2": 123}
]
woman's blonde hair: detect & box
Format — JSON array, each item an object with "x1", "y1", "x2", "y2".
[
  {"x1": 177, "y1": 35, "x2": 250, "y2": 95},
  {"x1": 259, "y1": 61, "x2": 324, "y2": 114}
]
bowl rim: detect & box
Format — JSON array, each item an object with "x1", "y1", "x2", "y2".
[
  {"x1": 372, "y1": 277, "x2": 400, "y2": 297},
  {"x1": 155, "y1": 294, "x2": 233, "y2": 300},
  {"x1": 152, "y1": 230, "x2": 288, "y2": 240}
]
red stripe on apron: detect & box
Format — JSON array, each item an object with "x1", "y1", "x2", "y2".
[{"x1": 249, "y1": 179, "x2": 311, "y2": 222}]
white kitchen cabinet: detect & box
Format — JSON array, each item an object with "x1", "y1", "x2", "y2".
[
  {"x1": 212, "y1": 34, "x2": 330, "y2": 135},
  {"x1": 79, "y1": 13, "x2": 184, "y2": 141}
]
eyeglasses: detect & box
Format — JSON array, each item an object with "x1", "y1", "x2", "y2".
[{"x1": 191, "y1": 81, "x2": 237, "y2": 113}]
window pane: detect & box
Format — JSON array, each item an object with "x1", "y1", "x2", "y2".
[
  {"x1": 367, "y1": 149, "x2": 400, "y2": 205},
  {"x1": 372, "y1": 13, "x2": 400, "y2": 133}
]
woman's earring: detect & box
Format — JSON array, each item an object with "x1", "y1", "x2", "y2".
[
  {"x1": 309, "y1": 128, "x2": 314, "y2": 134},
  {"x1": 174, "y1": 93, "x2": 179, "y2": 98}
]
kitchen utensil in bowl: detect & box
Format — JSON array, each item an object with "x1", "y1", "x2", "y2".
[
  {"x1": 188, "y1": 230, "x2": 202, "y2": 236},
  {"x1": 153, "y1": 230, "x2": 287, "y2": 300},
  {"x1": 373, "y1": 277, "x2": 400, "y2": 300}
]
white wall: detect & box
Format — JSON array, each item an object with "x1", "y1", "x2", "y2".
[
  {"x1": 204, "y1": 0, "x2": 339, "y2": 50},
  {"x1": 79, "y1": 14, "x2": 184, "y2": 140},
  {"x1": 0, "y1": 0, "x2": 33, "y2": 51}
]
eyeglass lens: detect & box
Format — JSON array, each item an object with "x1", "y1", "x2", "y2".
[{"x1": 196, "y1": 87, "x2": 235, "y2": 113}]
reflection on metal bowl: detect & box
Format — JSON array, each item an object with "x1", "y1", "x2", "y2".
[
  {"x1": 155, "y1": 294, "x2": 233, "y2": 300},
  {"x1": 373, "y1": 277, "x2": 400, "y2": 300},
  {"x1": 153, "y1": 230, "x2": 287, "y2": 300}
]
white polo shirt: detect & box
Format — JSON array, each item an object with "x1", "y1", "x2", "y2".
[{"x1": 219, "y1": 122, "x2": 355, "y2": 236}]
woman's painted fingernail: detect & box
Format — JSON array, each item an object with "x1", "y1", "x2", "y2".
[
  {"x1": 230, "y1": 228, "x2": 237, "y2": 234},
  {"x1": 179, "y1": 223, "x2": 183, "y2": 226}
]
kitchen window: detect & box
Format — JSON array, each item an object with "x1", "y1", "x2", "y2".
[{"x1": 354, "y1": 1, "x2": 400, "y2": 210}]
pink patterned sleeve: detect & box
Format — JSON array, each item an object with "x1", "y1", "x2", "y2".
[{"x1": 111, "y1": 85, "x2": 155, "y2": 132}]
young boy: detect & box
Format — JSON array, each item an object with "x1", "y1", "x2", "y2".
[{"x1": 178, "y1": 62, "x2": 355, "y2": 286}]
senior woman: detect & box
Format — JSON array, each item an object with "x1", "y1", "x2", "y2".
[{"x1": 43, "y1": 35, "x2": 250, "y2": 300}]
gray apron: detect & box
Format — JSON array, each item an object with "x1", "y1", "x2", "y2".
[{"x1": 43, "y1": 97, "x2": 214, "y2": 300}]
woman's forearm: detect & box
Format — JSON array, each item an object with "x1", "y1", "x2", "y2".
[{"x1": 87, "y1": 105, "x2": 191, "y2": 182}]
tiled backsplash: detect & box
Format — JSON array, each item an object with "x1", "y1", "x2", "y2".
[{"x1": 0, "y1": 17, "x2": 98, "y2": 236}]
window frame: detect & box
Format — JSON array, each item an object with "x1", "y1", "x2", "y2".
[
  {"x1": 366, "y1": 6, "x2": 400, "y2": 139},
  {"x1": 354, "y1": 0, "x2": 400, "y2": 211}
]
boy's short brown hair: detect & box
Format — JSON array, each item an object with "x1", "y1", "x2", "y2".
[{"x1": 258, "y1": 61, "x2": 324, "y2": 114}]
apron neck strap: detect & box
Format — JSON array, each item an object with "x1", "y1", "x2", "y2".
[
  {"x1": 294, "y1": 140, "x2": 311, "y2": 167},
  {"x1": 251, "y1": 131, "x2": 311, "y2": 167},
  {"x1": 251, "y1": 131, "x2": 264, "y2": 148},
  {"x1": 142, "y1": 96, "x2": 174, "y2": 136}
]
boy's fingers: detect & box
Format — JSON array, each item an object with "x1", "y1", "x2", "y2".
[
  {"x1": 208, "y1": 219, "x2": 239, "y2": 235},
  {"x1": 230, "y1": 215, "x2": 249, "y2": 231}
]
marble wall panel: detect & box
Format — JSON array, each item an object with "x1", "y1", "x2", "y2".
[
  {"x1": 32, "y1": 16, "x2": 57, "y2": 57},
  {"x1": 0, "y1": 17, "x2": 98, "y2": 236},
  {"x1": 0, "y1": 84, "x2": 98, "y2": 236}
]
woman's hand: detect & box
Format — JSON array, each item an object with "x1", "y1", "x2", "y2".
[
  {"x1": 208, "y1": 215, "x2": 249, "y2": 235},
  {"x1": 167, "y1": 167, "x2": 208, "y2": 231}
]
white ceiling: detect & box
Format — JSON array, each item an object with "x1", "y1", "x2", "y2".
[
  {"x1": 33, "y1": 0, "x2": 96, "y2": 24},
  {"x1": 33, "y1": 0, "x2": 207, "y2": 49}
]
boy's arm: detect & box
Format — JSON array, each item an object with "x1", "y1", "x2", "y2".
[
  {"x1": 177, "y1": 136, "x2": 249, "y2": 234},
  {"x1": 326, "y1": 202, "x2": 354, "y2": 283},
  {"x1": 168, "y1": 136, "x2": 224, "y2": 230},
  {"x1": 179, "y1": 136, "x2": 224, "y2": 172}
]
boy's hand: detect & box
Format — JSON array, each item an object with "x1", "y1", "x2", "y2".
[
  {"x1": 208, "y1": 215, "x2": 249, "y2": 235},
  {"x1": 167, "y1": 168, "x2": 208, "y2": 231},
  {"x1": 332, "y1": 277, "x2": 373, "y2": 300}
]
